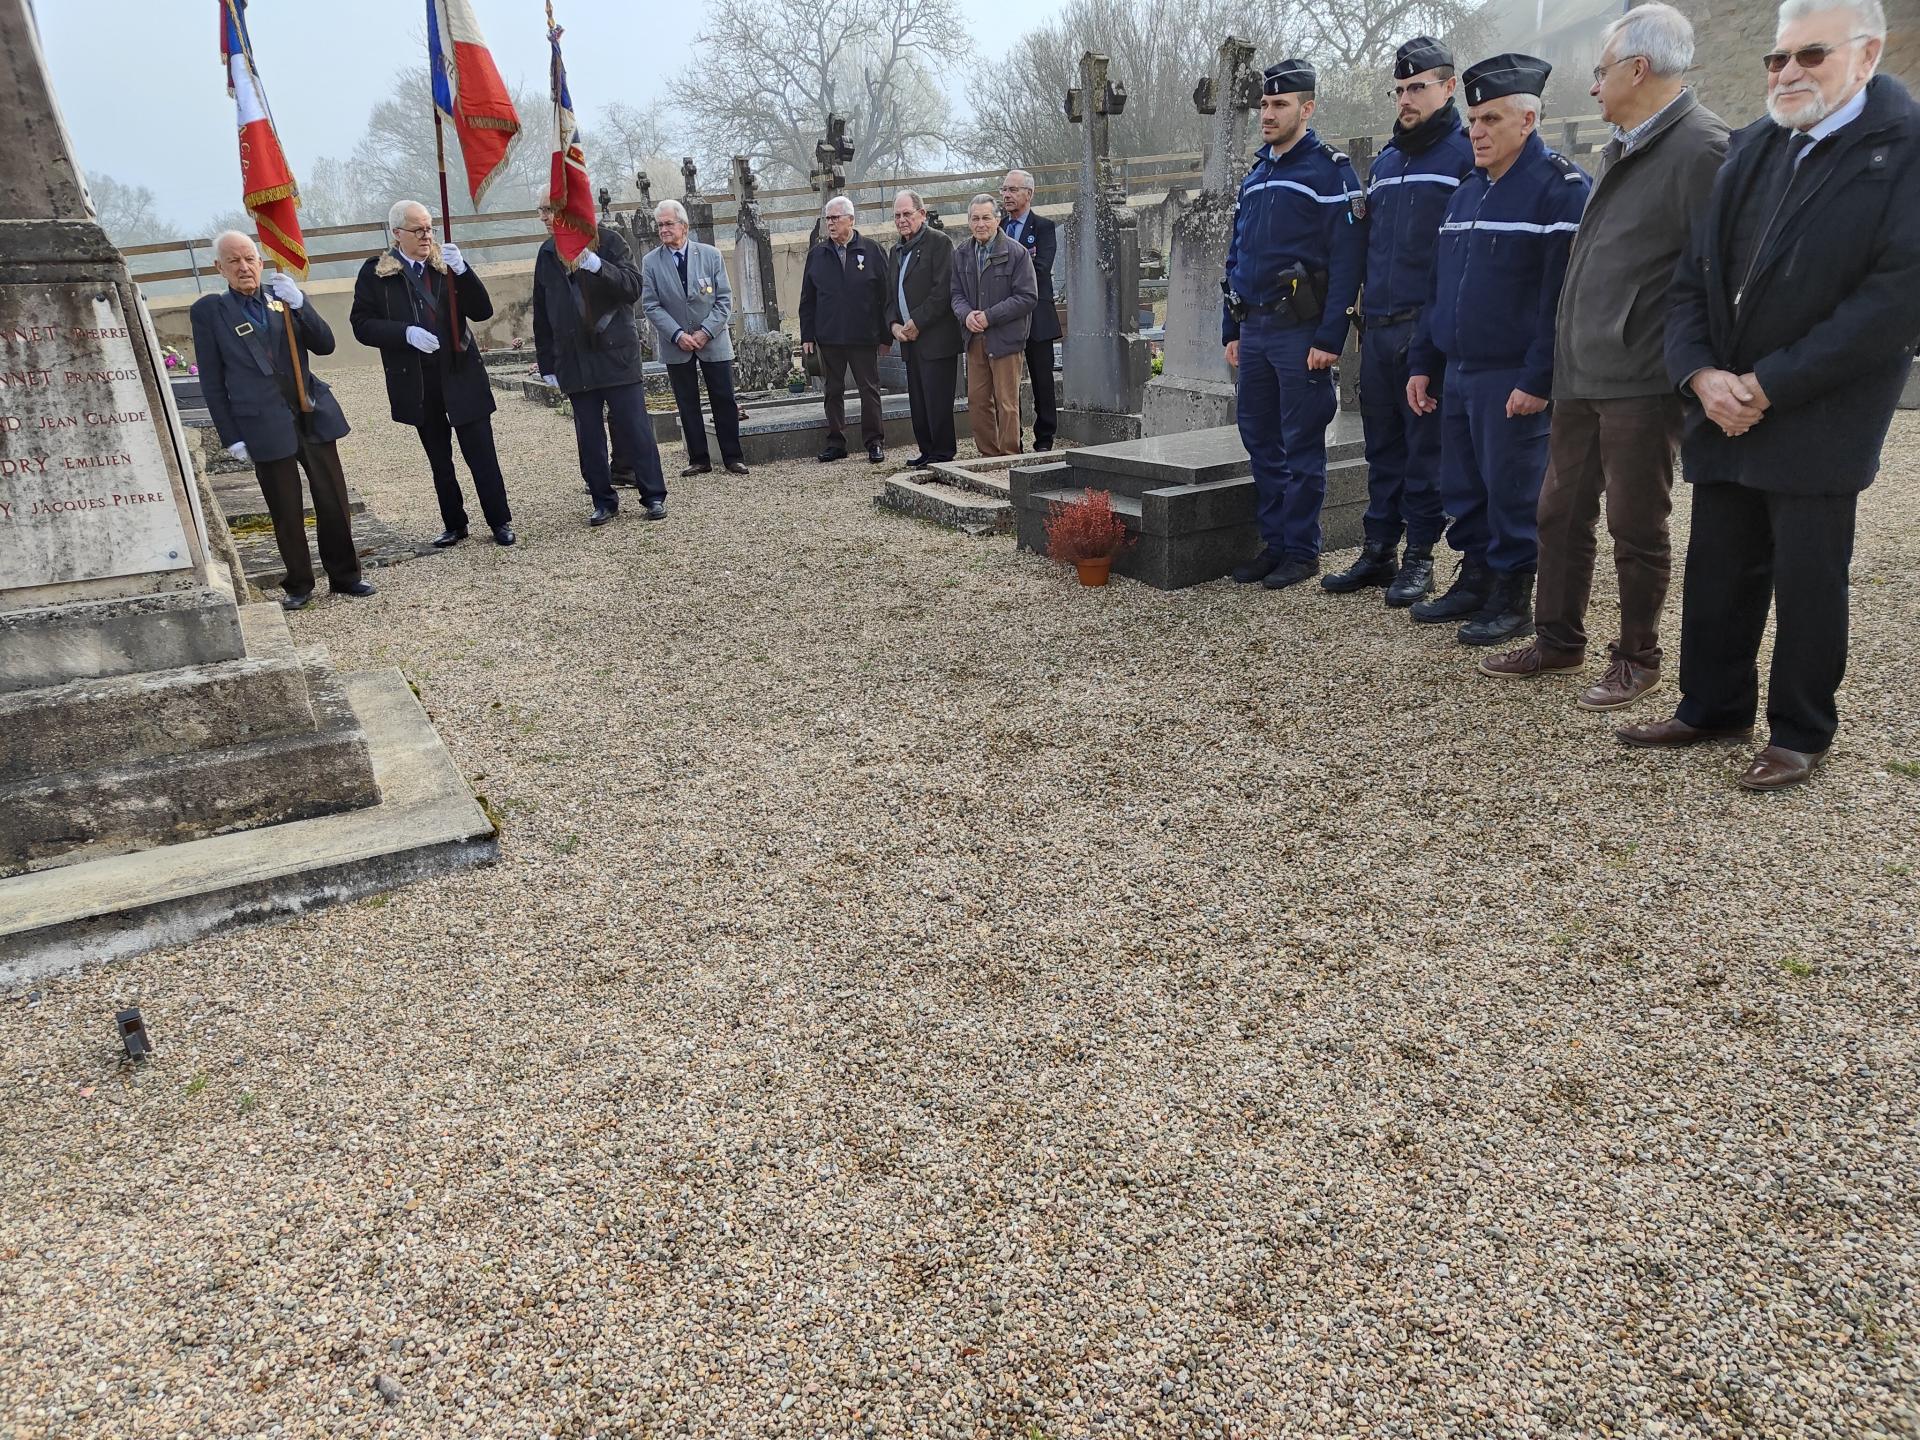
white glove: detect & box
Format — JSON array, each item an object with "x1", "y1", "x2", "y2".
[
  {"x1": 439, "y1": 241, "x2": 466, "y2": 274},
  {"x1": 267, "y1": 273, "x2": 304, "y2": 309},
  {"x1": 227, "y1": 441, "x2": 251, "y2": 463},
  {"x1": 577, "y1": 249, "x2": 603, "y2": 274},
  {"x1": 541, "y1": 374, "x2": 560, "y2": 388},
  {"x1": 405, "y1": 326, "x2": 442, "y2": 355}
]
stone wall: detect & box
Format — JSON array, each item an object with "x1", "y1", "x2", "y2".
[{"x1": 1649, "y1": 0, "x2": 1920, "y2": 127}]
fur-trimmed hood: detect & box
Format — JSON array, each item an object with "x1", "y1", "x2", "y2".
[{"x1": 373, "y1": 245, "x2": 448, "y2": 279}]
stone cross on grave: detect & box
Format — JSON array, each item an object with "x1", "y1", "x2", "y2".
[
  {"x1": 679, "y1": 155, "x2": 716, "y2": 246},
  {"x1": 1146, "y1": 34, "x2": 1260, "y2": 412},
  {"x1": 730, "y1": 153, "x2": 782, "y2": 334},
  {"x1": 807, "y1": 114, "x2": 856, "y2": 246},
  {"x1": 1061, "y1": 51, "x2": 1149, "y2": 421},
  {"x1": 628, "y1": 172, "x2": 659, "y2": 260}
]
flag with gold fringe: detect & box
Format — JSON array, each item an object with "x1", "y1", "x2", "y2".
[
  {"x1": 218, "y1": 0, "x2": 306, "y2": 277},
  {"x1": 545, "y1": 2, "x2": 596, "y2": 268}
]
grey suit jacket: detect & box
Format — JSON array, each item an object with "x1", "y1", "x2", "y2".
[{"x1": 640, "y1": 242, "x2": 735, "y2": 364}]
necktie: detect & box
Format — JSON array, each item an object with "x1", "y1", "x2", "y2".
[
  {"x1": 837, "y1": 243, "x2": 847, "y2": 273},
  {"x1": 675, "y1": 248, "x2": 689, "y2": 294},
  {"x1": 243, "y1": 294, "x2": 267, "y2": 330}
]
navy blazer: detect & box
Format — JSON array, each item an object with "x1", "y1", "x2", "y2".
[
  {"x1": 189, "y1": 288, "x2": 349, "y2": 463},
  {"x1": 1002, "y1": 209, "x2": 1061, "y2": 343}
]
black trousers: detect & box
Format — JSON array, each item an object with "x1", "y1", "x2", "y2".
[
  {"x1": 418, "y1": 372, "x2": 511, "y2": 532},
  {"x1": 666, "y1": 357, "x2": 743, "y2": 465},
  {"x1": 819, "y1": 343, "x2": 883, "y2": 447},
  {"x1": 1675, "y1": 481, "x2": 1857, "y2": 754},
  {"x1": 1024, "y1": 333, "x2": 1057, "y2": 448},
  {"x1": 255, "y1": 438, "x2": 360, "y2": 596},
  {"x1": 572, "y1": 381, "x2": 666, "y2": 509},
  {"x1": 902, "y1": 341, "x2": 958, "y2": 461}
]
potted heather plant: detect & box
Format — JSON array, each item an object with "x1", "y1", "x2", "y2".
[{"x1": 1044, "y1": 488, "x2": 1131, "y2": 587}]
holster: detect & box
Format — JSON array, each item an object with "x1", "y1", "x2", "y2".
[{"x1": 1280, "y1": 264, "x2": 1329, "y2": 327}]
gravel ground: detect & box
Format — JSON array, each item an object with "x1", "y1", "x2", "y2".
[{"x1": 3, "y1": 367, "x2": 1917, "y2": 1440}]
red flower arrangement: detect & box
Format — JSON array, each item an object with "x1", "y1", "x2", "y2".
[{"x1": 1043, "y1": 488, "x2": 1130, "y2": 564}]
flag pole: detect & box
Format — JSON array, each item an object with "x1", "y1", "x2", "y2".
[
  {"x1": 274, "y1": 287, "x2": 313, "y2": 413},
  {"x1": 432, "y1": 102, "x2": 466, "y2": 354}
]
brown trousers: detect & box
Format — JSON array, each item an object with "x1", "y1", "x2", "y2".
[
  {"x1": 819, "y1": 343, "x2": 883, "y2": 449},
  {"x1": 1533, "y1": 394, "x2": 1682, "y2": 664},
  {"x1": 966, "y1": 339, "x2": 1023, "y2": 457},
  {"x1": 255, "y1": 438, "x2": 361, "y2": 597}
]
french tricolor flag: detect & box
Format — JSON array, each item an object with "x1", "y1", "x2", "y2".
[
  {"x1": 427, "y1": 0, "x2": 522, "y2": 207},
  {"x1": 219, "y1": 0, "x2": 305, "y2": 277}
]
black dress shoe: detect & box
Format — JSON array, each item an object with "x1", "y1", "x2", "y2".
[
  {"x1": 431, "y1": 528, "x2": 467, "y2": 548},
  {"x1": 645, "y1": 500, "x2": 667, "y2": 521},
  {"x1": 906, "y1": 454, "x2": 931, "y2": 468},
  {"x1": 492, "y1": 524, "x2": 516, "y2": 547},
  {"x1": 681, "y1": 463, "x2": 712, "y2": 477},
  {"x1": 1034, "y1": 439, "x2": 1054, "y2": 452},
  {"x1": 817, "y1": 446, "x2": 848, "y2": 462},
  {"x1": 589, "y1": 505, "x2": 618, "y2": 527},
  {"x1": 1261, "y1": 556, "x2": 1320, "y2": 590},
  {"x1": 281, "y1": 590, "x2": 313, "y2": 612},
  {"x1": 867, "y1": 443, "x2": 886, "y2": 464},
  {"x1": 331, "y1": 578, "x2": 378, "y2": 598},
  {"x1": 725, "y1": 460, "x2": 750, "y2": 475},
  {"x1": 1320, "y1": 542, "x2": 1397, "y2": 593},
  {"x1": 1231, "y1": 546, "x2": 1285, "y2": 584}
]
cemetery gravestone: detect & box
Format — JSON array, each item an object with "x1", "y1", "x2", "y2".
[{"x1": 680, "y1": 158, "x2": 716, "y2": 247}]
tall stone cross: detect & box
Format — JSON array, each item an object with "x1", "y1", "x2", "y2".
[
  {"x1": 1061, "y1": 51, "x2": 1149, "y2": 419},
  {"x1": 807, "y1": 114, "x2": 856, "y2": 246},
  {"x1": 1152, "y1": 35, "x2": 1260, "y2": 397},
  {"x1": 679, "y1": 155, "x2": 716, "y2": 247},
  {"x1": 730, "y1": 153, "x2": 781, "y2": 334}
]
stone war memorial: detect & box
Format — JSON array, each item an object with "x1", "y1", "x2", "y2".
[{"x1": 0, "y1": 0, "x2": 494, "y2": 978}]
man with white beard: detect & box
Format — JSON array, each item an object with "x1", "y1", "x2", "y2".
[{"x1": 1619, "y1": 0, "x2": 1920, "y2": 791}]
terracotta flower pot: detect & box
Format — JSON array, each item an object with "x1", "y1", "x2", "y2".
[{"x1": 1075, "y1": 555, "x2": 1112, "y2": 587}]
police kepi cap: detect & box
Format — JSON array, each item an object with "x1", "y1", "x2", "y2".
[
  {"x1": 1262, "y1": 58, "x2": 1316, "y2": 96},
  {"x1": 1395, "y1": 37, "x2": 1452, "y2": 80},
  {"x1": 1461, "y1": 53, "x2": 1552, "y2": 106}
]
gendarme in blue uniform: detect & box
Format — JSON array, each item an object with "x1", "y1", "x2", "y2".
[
  {"x1": 1224, "y1": 60, "x2": 1365, "y2": 570},
  {"x1": 1411, "y1": 125, "x2": 1589, "y2": 578},
  {"x1": 1356, "y1": 44, "x2": 1475, "y2": 558}
]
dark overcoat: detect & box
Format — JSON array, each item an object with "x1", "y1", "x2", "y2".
[{"x1": 350, "y1": 249, "x2": 498, "y2": 428}]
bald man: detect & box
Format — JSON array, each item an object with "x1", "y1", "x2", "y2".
[{"x1": 189, "y1": 231, "x2": 372, "y2": 610}]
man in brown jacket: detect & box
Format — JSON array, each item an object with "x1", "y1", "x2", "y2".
[
  {"x1": 1479, "y1": 2, "x2": 1728, "y2": 706},
  {"x1": 951, "y1": 194, "x2": 1037, "y2": 457}
]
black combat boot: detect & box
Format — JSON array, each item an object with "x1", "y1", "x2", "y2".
[
  {"x1": 1410, "y1": 558, "x2": 1489, "y2": 624},
  {"x1": 1231, "y1": 546, "x2": 1285, "y2": 584},
  {"x1": 1457, "y1": 571, "x2": 1536, "y2": 646},
  {"x1": 1319, "y1": 542, "x2": 1398, "y2": 593},
  {"x1": 1384, "y1": 544, "x2": 1435, "y2": 607}
]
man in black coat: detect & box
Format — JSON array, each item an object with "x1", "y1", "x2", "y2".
[
  {"x1": 1621, "y1": 2, "x2": 1920, "y2": 790},
  {"x1": 886, "y1": 189, "x2": 963, "y2": 466},
  {"x1": 189, "y1": 230, "x2": 373, "y2": 611},
  {"x1": 1000, "y1": 169, "x2": 1061, "y2": 450},
  {"x1": 350, "y1": 201, "x2": 514, "y2": 547},
  {"x1": 798, "y1": 196, "x2": 891, "y2": 463},
  {"x1": 532, "y1": 202, "x2": 667, "y2": 527}
]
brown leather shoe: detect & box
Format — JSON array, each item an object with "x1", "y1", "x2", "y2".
[
  {"x1": 1577, "y1": 650, "x2": 1662, "y2": 711},
  {"x1": 1616, "y1": 714, "x2": 1754, "y2": 748},
  {"x1": 1478, "y1": 641, "x2": 1582, "y2": 679},
  {"x1": 1737, "y1": 745, "x2": 1824, "y2": 791}
]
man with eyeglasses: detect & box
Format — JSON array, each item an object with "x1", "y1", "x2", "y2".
[
  {"x1": 1406, "y1": 54, "x2": 1591, "y2": 645},
  {"x1": 1478, "y1": 4, "x2": 1726, "y2": 706},
  {"x1": 1000, "y1": 170, "x2": 1061, "y2": 451},
  {"x1": 351, "y1": 201, "x2": 516, "y2": 548},
  {"x1": 1619, "y1": 0, "x2": 1920, "y2": 791},
  {"x1": 1321, "y1": 36, "x2": 1472, "y2": 606},
  {"x1": 1222, "y1": 58, "x2": 1367, "y2": 593}
]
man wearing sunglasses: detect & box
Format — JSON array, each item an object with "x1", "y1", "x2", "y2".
[
  {"x1": 1622, "y1": 0, "x2": 1919, "y2": 790},
  {"x1": 1321, "y1": 36, "x2": 1472, "y2": 606}
]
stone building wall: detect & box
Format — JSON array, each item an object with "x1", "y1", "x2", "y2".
[{"x1": 1649, "y1": 0, "x2": 1920, "y2": 126}]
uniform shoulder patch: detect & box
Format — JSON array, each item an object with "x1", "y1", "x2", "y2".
[
  {"x1": 1547, "y1": 150, "x2": 1582, "y2": 178},
  {"x1": 1322, "y1": 142, "x2": 1357, "y2": 169}
]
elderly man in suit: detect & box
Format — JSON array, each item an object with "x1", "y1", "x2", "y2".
[
  {"x1": 1621, "y1": 0, "x2": 1920, "y2": 790},
  {"x1": 532, "y1": 195, "x2": 667, "y2": 527},
  {"x1": 641, "y1": 198, "x2": 749, "y2": 477},
  {"x1": 999, "y1": 169, "x2": 1060, "y2": 451},
  {"x1": 886, "y1": 188, "x2": 962, "y2": 467},
  {"x1": 951, "y1": 194, "x2": 1038, "y2": 458},
  {"x1": 350, "y1": 200, "x2": 514, "y2": 548},
  {"x1": 189, "y1": 231, "x2": 373, "y2": 611}
]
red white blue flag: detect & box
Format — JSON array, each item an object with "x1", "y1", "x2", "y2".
[
  {"x1": 427, "y1": 0, "x2": 521, "y2": 207},
  {"x1": 218, "y1": 0, "x2": 306, "y2": 277},
  {"x1": 545, "y1": 4, "x2": 596, "y2": 268}
]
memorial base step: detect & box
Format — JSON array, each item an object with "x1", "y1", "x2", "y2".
[{"x1": 874, "y1": 475, "x2": 1014, "y2": 535}]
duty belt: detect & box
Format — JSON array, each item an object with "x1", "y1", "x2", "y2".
[{"x1": 1364, "y1": 307, "x2": 1422, "y2": 327}]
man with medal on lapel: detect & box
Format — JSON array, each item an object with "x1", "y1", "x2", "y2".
[{"x1": 190, "y1": 230, "x2": 374, "y2": 610}]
